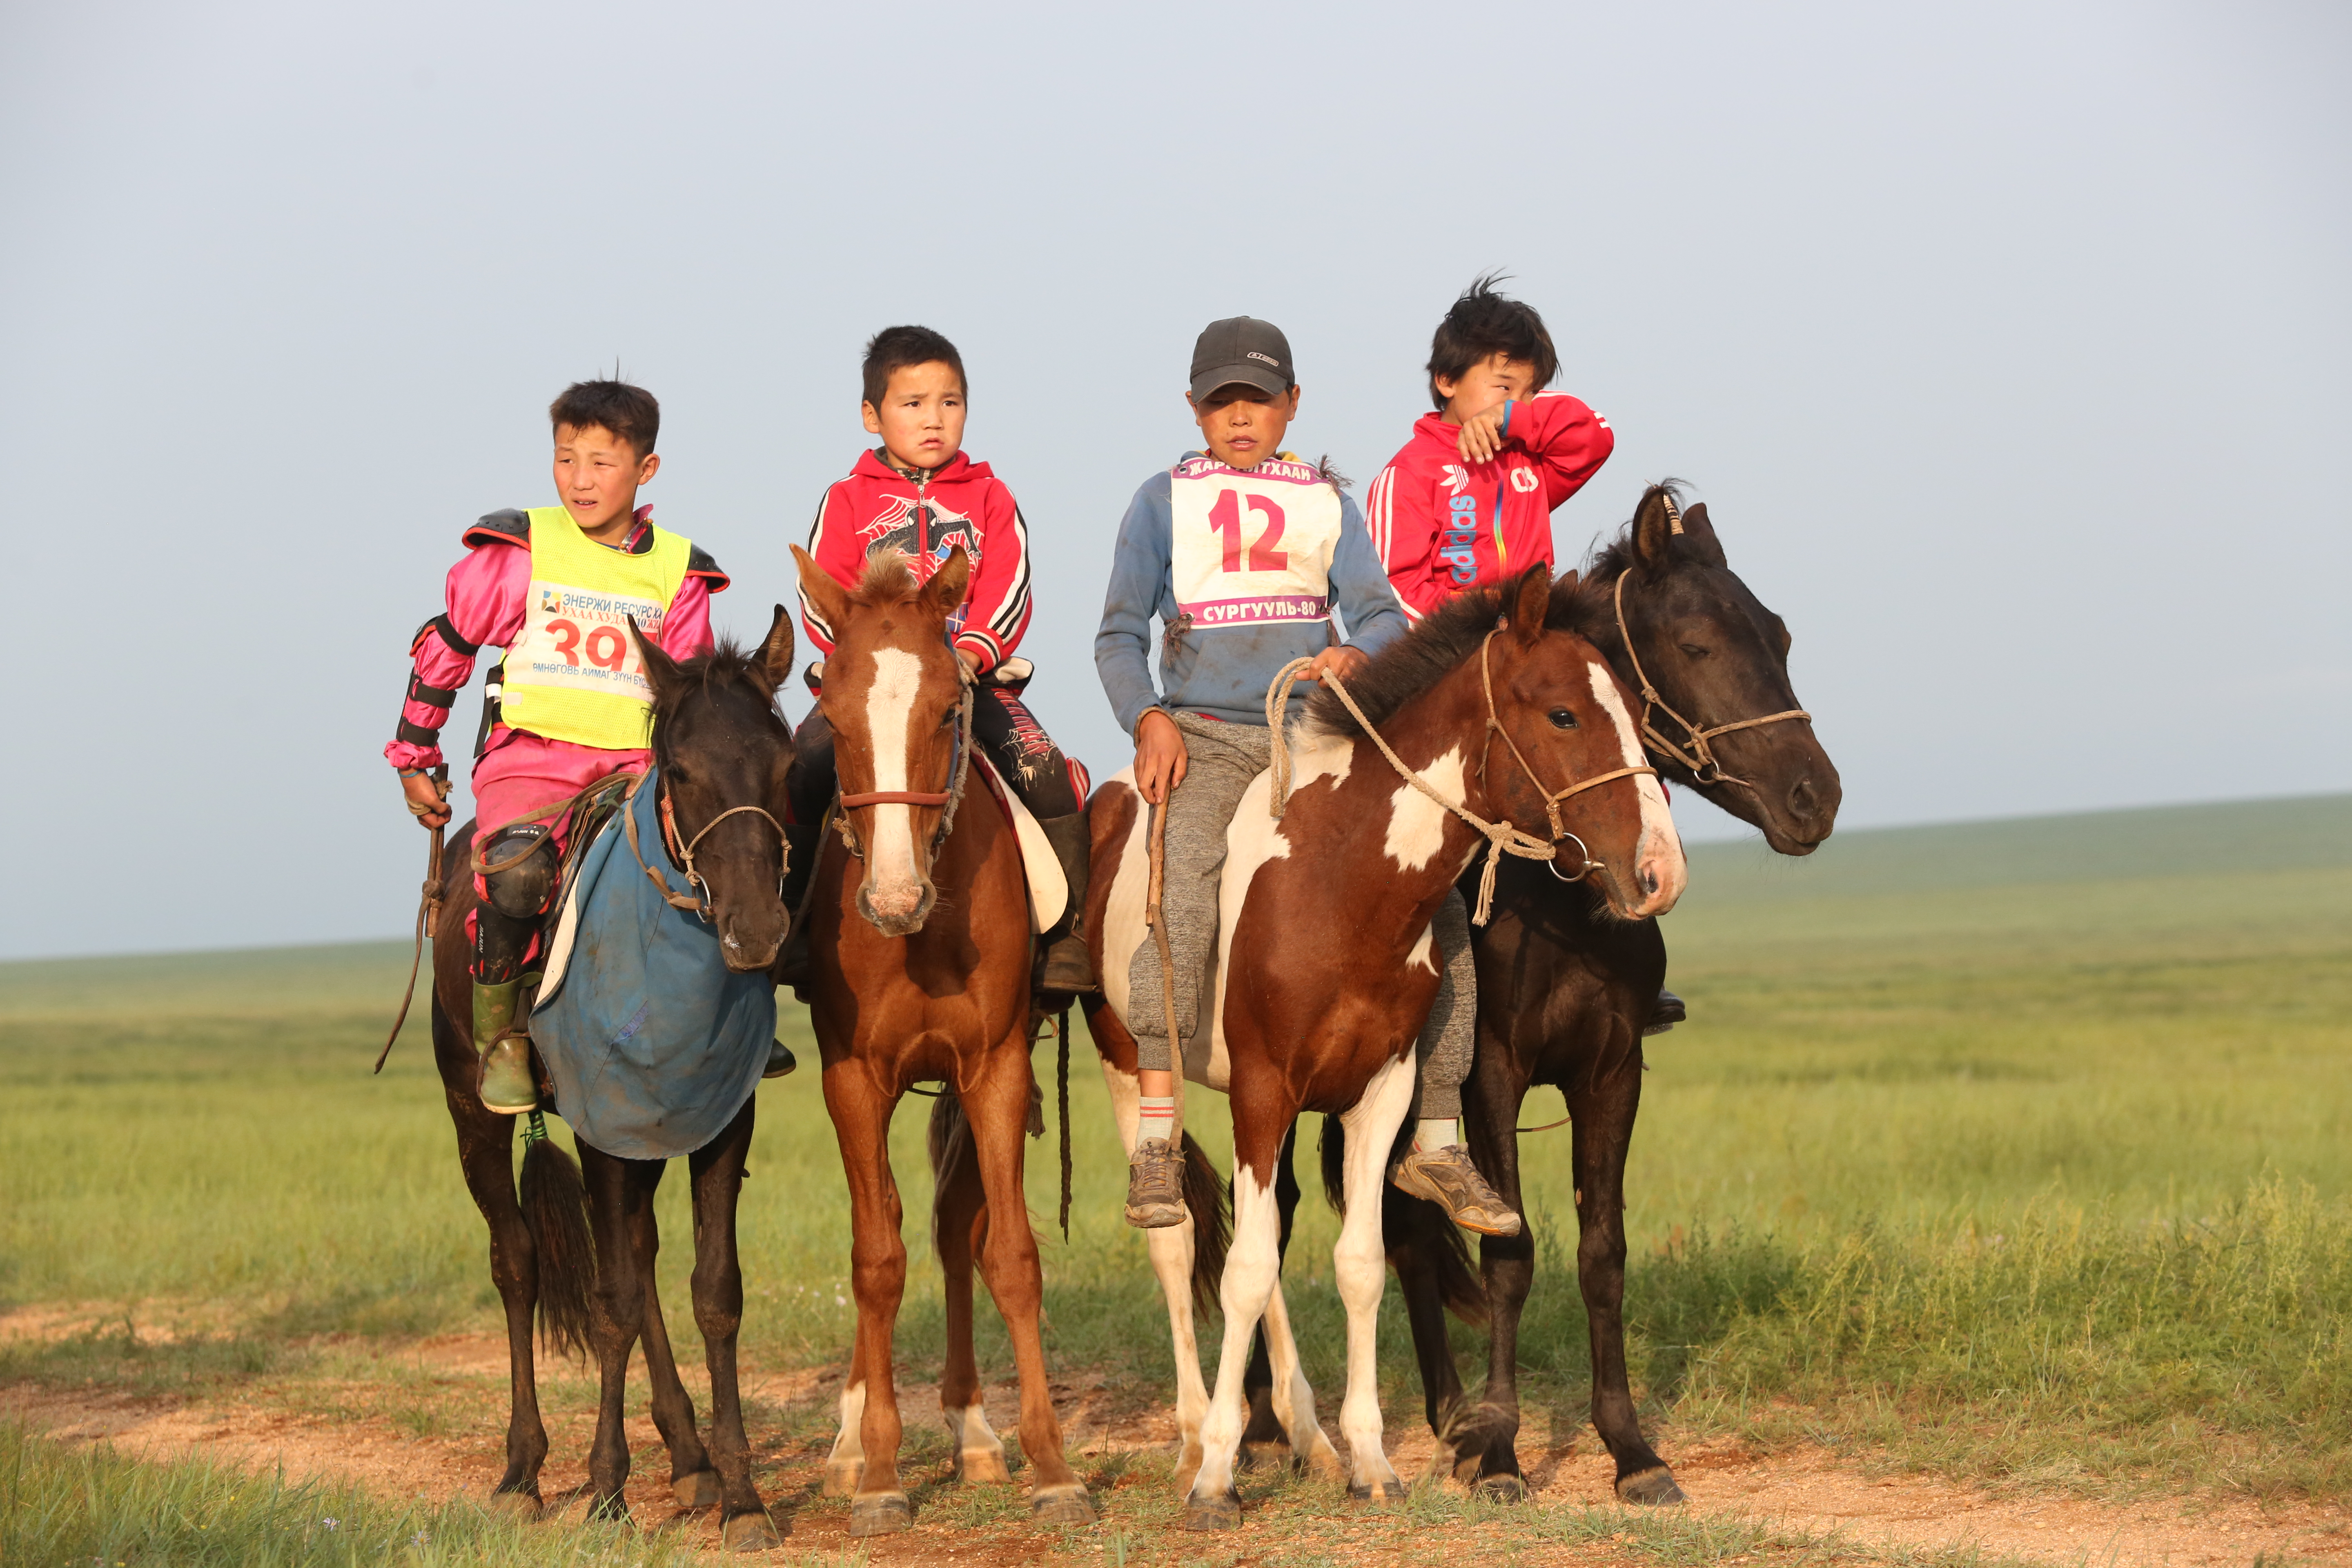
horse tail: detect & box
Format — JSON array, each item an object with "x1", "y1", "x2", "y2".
[
  {"x1": 1318, "y1": 1114, "x2": 1348, "y2": 1213},
  {"x1": 927, "y1": 1089, "x2": 976, "y2": 1260},
  {"x1": 517, "y1": 1118, "x2": 595, "y2": 1361},
  {"x1": 1180, "y1": 1130, "x2": 1230, "y2": 1317}
]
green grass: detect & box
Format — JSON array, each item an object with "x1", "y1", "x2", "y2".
[{"x1": 1, "y1": 793, "x2": 2348, "y2": 1510}]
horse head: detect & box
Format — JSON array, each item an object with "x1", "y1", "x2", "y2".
[
  {"x1": 792, "y1": 543, "x2": 971, "y2": 938},
  {"x1": 1472, "y1": 563, "x2": 1688, "y2": 919},
  {"x1": 635, "y1": 605, "x2": 798, "y2": 971},
  {"x1": 1602, "y1": 484, "x2": 1841, "y2": 853}
]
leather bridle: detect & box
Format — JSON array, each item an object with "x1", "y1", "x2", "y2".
[{"x1": 1611, "y1": 494, "x2": 1812, "y2": 790}]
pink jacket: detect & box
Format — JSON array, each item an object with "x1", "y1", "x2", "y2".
[{"x1": 385, "y1": 507, "x2": 722, "y2": 771}]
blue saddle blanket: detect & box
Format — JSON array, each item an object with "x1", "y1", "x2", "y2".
[{"x1": 531, "y1": 770, "x2": 774, "y2": 1160}]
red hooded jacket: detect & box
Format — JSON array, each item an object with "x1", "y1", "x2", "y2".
[
  {"x1": 800, "y1": 448, "x2": 1033, "y2": 673},
  {"x1": 1364, "y1": 392, "x2": 1614, "y2": 621}
]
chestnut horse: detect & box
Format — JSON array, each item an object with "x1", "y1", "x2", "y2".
[
  {"x1": 792, "y1": 546, "x2": 1095, "y2": 1537},
  {"x1": 423, "y1": 612, "x2": 795, "y2": 1548},
  {"x1": 1081, "y1": 564, "x2": 1687, "y2": 1528},
  {"x1": 1282, "y1": 484, "x2": 1844, "y2": 1504}
]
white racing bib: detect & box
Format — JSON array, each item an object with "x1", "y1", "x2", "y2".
[
  {"x1": 1169, "y1": 456, "x2": 1344, "y2": 629},
  {"x1": 507, "y1": 581, "x2": 667, "y2": 702}
]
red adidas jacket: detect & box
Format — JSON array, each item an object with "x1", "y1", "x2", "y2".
[
  {"x1": 1364, "y1": 393, "x2": 1615, "y2": 621},
  {"x1": 800, "y1": 448, "x2": 1034, "y2": 673}
]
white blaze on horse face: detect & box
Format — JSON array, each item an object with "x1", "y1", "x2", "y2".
[
  {"x1": 1583, "y1": 659, "x2": 1687, "y2": 909},
  {"x1": 1383, "y1": 746, "x2": 1465, "y2": 871},
  {"x1": 862, "y1": 646, "x2": 927, "y2": 911}
]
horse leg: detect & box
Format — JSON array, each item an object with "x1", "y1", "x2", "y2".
[
  {"x1": 436, "y1": 1002, "x2": 547, "y2": 1512},
  {"x1": 824, "y1": 1066, "x2": 913, "y2": 1537},
  {"x1": 1238, "y1": 1121, "x2": 1297, "y2": 1470},
  {"x1": 821, "y1": 1320, "x2": 868, "y2": 1498},
  {"x1": 575, "y1": 1145, "x2": 659, "y2": 1521},
  {"x1": 1388, "y1": 1180, "x2": 1474, "y2": 1483},
  {"x1": 1570, "y1": 1046, "x2": 1683, "y2": 1504},
  {"x1": 931, "y1": 1099, "x2": 1011, "y2": 1485},
  {"x1": 1257, "y1": 1270, "x2": 1345, "y2": 1482},
  {"x1": 1334, "y1": 1053, "x2": 1418, "y2": 1504},
  {"x1": 632, "y1": 1215, "x2": 717, "y2": 1509},
  {"x1": 1461, "y1": 1056, "x2": 1538, "y2": 1499},
  {"x1": 964, "y1": 1040, "x2": 1095, "y2": 1525},
  {"x1": 1181, "y1": 1094, "x2": 1294, "y2": 1532},
  {"x1": 1100, "y1": 1057, "x2": 1211, "y2": 1488},
  {"x1": 688, "y1": 1094, "x2": 783, "y2": 1550}
]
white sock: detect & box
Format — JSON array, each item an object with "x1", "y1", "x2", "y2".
[
  {"x1": 1414, "y1": 1118, "x2": 1459, "y2": 1154},
  {"x1": 1137, "y1": 1096, "x2": 1176, "y2": 1148}
]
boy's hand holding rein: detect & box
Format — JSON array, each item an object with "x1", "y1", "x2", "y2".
[
  {"x1": 400, "y1": 769, "x2": 452, "y2": 829},
  {"x1": 1301, "y1": 645, "x2": 1368, "y2": 687}
]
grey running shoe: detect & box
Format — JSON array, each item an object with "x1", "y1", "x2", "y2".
[
  {"x1": 1125, "y1": 1137, "x2": 1185, "y2": 1229},
  {"x1": 1392, "y1": 1146, "x2": 1522, "y2": 1237}
]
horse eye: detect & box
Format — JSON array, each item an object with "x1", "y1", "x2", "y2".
[
  {"x1": 1548, "y1": 708, "x2": 1578, "y2": 730},
  {"x1": 1679, "y1": 643, "x2": 1710, "y2": 660}
]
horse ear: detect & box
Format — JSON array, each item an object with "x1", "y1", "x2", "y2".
[
  {"x1": 1679, "y1": 501, "x2": 1728, "y2": 568},
  {"x1": 757, "y1": 603, "x2": 795, "y2": 694},
  {"x1": 1631, "y1": 486, "x2": 1678, "y2": 577},
  {"x1": 1510, "y1": 562, "x2": 1550, "y2": 648},
  {"x1": 793, "y1": 545, "x2": 853, "y2": 644},
  {"x1": 629, "y1": 615, "x2": 684, "y2": 702},
  {"x1": 926, "y1": 546, "x2": 972, "y2": 615}
]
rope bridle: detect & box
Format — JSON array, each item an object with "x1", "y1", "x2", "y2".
[
  {"x1": 831, "y1": 673, "x2": 977, "y2": 862},
  {"x1": 1611, "y1": 494, "x2": 1811, "y2": 790},
  {"x1": 1265, "y1": 632, "x2": 1656, "y2": 926}
]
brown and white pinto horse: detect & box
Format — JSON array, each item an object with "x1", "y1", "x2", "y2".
[
  {"x1": 791, "y1": 546, "x2": 1095, "y2": 1538},
  {"x1": 1080, "y1": 564, "x2": 1687, "y2": 1528}
]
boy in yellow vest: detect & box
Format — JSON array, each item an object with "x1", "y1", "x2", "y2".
[{"x1": 389, "y1": 379, "x2": 730, "y2": 1113}]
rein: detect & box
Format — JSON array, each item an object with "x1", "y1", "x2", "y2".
[
  {"x1": 1264, "y1": 634, "x2": 1655, "y2": 926},
  {"x1": 654, "y1": 788, "x2": 789, "y2": 920},
  {"x1": 1610, "y1": 495, "x2": 1810, "y2": 788},
  {"x1": 375, "y1": 765, "x2": 449, "y2": 1072}
]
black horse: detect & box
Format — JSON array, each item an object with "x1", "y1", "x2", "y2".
[
  {"x1": 1246, "y1": 483, "x2": 1840, "y2": 1501},
  {"x1": 425, "y1": 609, "x2": 796, "y2": 1548}
]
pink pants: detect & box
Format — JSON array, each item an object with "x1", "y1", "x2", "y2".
[{"x1": 467, "y1": 728, "x2": 651, "y2": 960}]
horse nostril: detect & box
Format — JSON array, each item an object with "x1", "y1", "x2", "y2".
[
  {"x1": 1788, "y1": 778, "x2": 1817, "y2": 820},
  {"x1": 1641, "y1": 866, "x2": 1660, "y2": 897}
]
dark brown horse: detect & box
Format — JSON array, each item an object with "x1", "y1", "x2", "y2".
[
  {"x1": 425, "y1": 611, "x2": 796, "y2": 1549},
  {"x1": 1083, "y1": 564, "x2": 1687, "y2": 1529},
  {"x1": 793, "y1": 546, "x2": 1095, "y2": 1538},
  {"x1": 1310, "y1": 484, "x2": 1842, "y2": 1503}
]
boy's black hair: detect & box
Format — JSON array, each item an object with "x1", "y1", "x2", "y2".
[
  {"x1": 862, "y1": 325, "x2": 967, "y2": 408},
  {"x1": 549, "y1": 379, "x2": 660, "y2": 458},
  {"x1": 1426, "y1": 273, "x2": 1559, "y2": 411}
]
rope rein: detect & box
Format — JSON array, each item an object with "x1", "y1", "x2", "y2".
[
  {"x1": 1263, "y1": 633, "x2": 1654, "y2": 926},
  {"x1": 1611, "y1": 494, "x2": 1810, "y2": 788}
]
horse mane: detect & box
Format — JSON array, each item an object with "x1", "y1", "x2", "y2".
[
  {"x1": 852, "y1": 551, "x2": 921, "y2": 604},
  {"x1": 650, "y1": 634, "x2": 782, "y2": 721},
  {"x1": 1303, "y1": 576, "x2": 1609, "y2": 740}
]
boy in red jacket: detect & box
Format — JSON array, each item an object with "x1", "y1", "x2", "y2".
[
  {"x1": 1364, "y1": 275, "x2": 1614, "y2": 621},
  {"x1": 788, "y1": 325, "x2": 1095, "y2": 993},
  {"x1": 1367, "y1": 276, "x2": 1684, "y2": 1038}
]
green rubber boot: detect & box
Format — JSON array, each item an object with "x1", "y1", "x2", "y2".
[{"x1": 472, "y1": 979, "x2": 540, "y2": 1115}]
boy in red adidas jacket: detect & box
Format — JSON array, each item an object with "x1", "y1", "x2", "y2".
[
  {"x1": 789, "y1": 324, "x2": 1094, "y2": 993},
  {"x1": 1364, "y1": 276, "x2": 1614, "y2": 621}
]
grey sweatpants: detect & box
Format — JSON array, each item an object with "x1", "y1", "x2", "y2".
[{"x1": 1127, "y1": 712, "x2": 1475, "y2": 1118}]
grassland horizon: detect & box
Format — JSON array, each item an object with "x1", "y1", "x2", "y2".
[{"x1": 2, "y1": 790, "x2": 2347, "y2": 1514}]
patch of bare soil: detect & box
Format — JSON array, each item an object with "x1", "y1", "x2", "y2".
[{"x1": 5, "y1": 1330, "x2": 2347, "y2": 1566}]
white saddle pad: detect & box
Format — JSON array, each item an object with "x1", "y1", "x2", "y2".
[{"x1": 973, "y1": 754, "x2": 1067, "y2": 934}]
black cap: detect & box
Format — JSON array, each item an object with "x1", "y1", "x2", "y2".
[{"x1": 1189, "y1": 316, "x2": 1294, "y2": 402}]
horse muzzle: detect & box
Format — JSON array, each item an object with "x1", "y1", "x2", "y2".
[{"x1": 858, "y1": 875, "x2": 937, "y2": 938}]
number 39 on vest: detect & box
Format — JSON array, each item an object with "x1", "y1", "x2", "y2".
[
  {"x1": 499, "y1": 505, "x2": 695, "y2": 750},
  {"x1": 1169, "y1": 455, "x2": 1344, "y2": 630}
]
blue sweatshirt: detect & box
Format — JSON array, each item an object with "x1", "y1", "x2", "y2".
[{"x1": 1095, "y1": 451, "x2": 1410, "y2": 734}]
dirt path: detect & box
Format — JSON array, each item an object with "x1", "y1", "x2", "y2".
[{"x1": 5, "y1": 1327, "x2": 2345, "y2": 1566}]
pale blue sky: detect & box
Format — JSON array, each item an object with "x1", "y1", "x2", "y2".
[{"x1": 2, "y1": 0, "x2": 2345, "y2": 957}]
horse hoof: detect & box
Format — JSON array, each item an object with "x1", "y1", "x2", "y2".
[
  {"x1": 483, "y1": 1488, "x2": 540, "y2": 1519},
  {"x1": 722, "y1": 1508, "x2": 784, "y2": 1551},
  {"x1": 1348, "y1": 1477, "x2": 1404, "y2": 1506},
  {"x1": 956, "y1": 1447, "x2": 1013, "y2": 1485},
  {"x1": 847, "y1": 1492, "x2": 913, "y2": 1537},
  {"x1": 1180, "y1": 1488, "x2": 1242, "y2": 1531},
  {"x1": 1473, "y1": 1473, "x2": 1529, "y2": 1504},
  {"x1": 1238, "y1": 1439, "x2": 1293, "y2": 1474},
  {"x1": 1029, "y1": 1483, "x2": 1096, "y2": 1526},
  {"x1": 672, "y1": 1469, "x2": 723, "y2": 1509},
  {"x1": 821, "y1": 1459, "x2": 863, "y2": 1497},
  {"x1": 1617, "y1": 1466, "x2": 1686, "y2": 1506},
  {"x1": 588, "y1": 1495, "x2": 632, "y2": 1525}
]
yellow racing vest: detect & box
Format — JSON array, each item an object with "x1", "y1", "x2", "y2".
[{"x1": 499, "y1": 506, "x2": 693, "y2": 750}]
